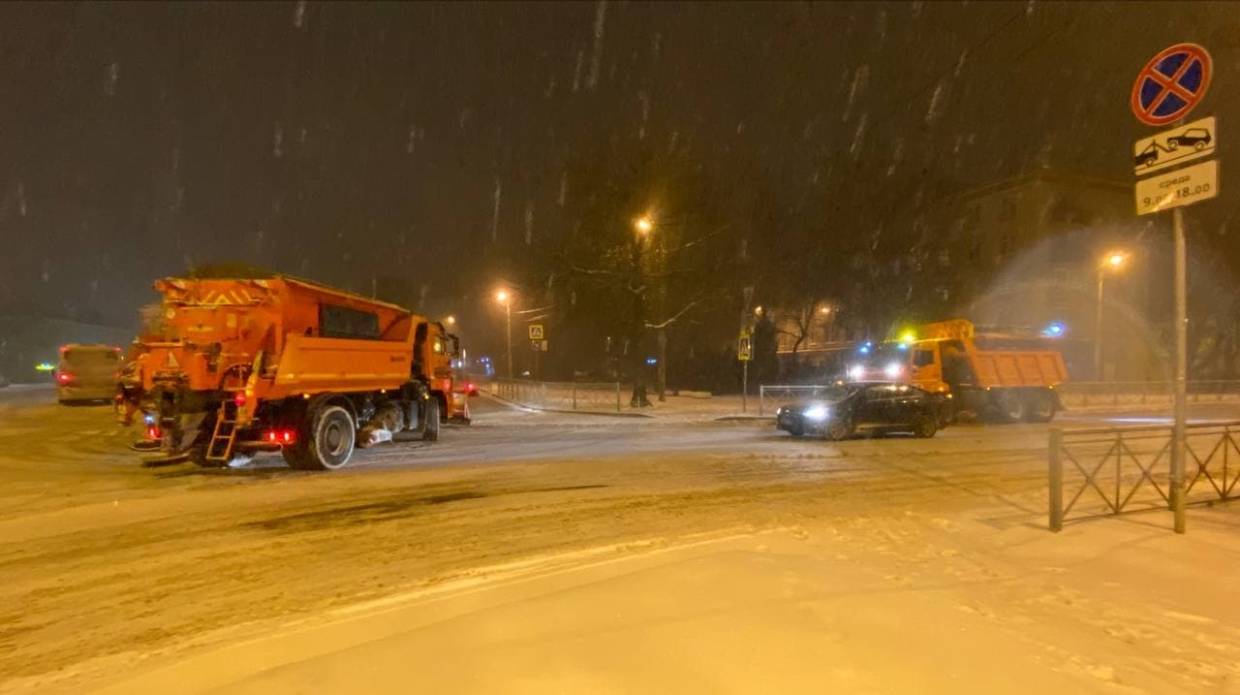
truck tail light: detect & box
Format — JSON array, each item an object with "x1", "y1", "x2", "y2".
[
  {"x1": 57, "y1": 372, "x2": 74, "y2": 384},
  {"x1": 233, "y1": 393, "x2": 247, "y2": 407},
  {"x1": 265, "y1": 429, "x2": 296, "y2": 445}
]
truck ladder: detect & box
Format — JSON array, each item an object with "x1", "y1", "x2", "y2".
[{"x1": 205, "y1": 400, "x2": 240, "y2": 463}]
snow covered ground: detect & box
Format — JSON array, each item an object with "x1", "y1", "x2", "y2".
[{"x1": 2, "y1": 392, "x2": 1239, "y2": 693}]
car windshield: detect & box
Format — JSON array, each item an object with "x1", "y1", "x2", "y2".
[
  {"x1": 61, "y1": 348, "x2": 120, "y2": 369},
  {"x1": 803, "y1": 385, "x2": 854, "y2": 403},
  {"x1": 860, "y1": 343, "x2": 911, "y2": 367}
]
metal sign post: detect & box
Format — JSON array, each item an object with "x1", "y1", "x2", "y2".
[
  {"x1": 527, "y1": 326, "x2": 546, "y2": 381},
  {"x1": 738, "y1": 331, "x2": 753, "y2": 413},
  {"x1": 1130, "y1": 42, "x2": 1214, "y2": 534},
  {"x1": 1171, "y1": 206, "x2": 1188, "y2": 533}
]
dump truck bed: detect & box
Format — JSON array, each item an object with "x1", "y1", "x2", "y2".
[{"x1": 967, "y1": 348, "x2": 1068, "y2": 389}]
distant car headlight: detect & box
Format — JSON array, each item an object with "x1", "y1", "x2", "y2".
[
  {"x1": 803, "y1": 404, "x2": 830, "y2": 421},
  {"x1": 884, "y1": 361, "x2": 903, "y2": 379},
  {"x1": 846, "y1": 365, "x2": 864, "y2": 380}
]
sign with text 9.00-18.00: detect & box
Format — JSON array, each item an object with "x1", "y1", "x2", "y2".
[{"x1": 1135, "y1": 159, "x2": 1217, "y2": 216}]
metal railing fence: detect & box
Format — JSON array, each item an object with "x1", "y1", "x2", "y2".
[
  {"x1": 486, "y1": 378, "x2": 623, "y2": 413},
  {"x1": 758, "y1": 384, "x2": 841, "y2": 416},
  {"x1": 1049, "y1": 420, "x2": 1240, "y2": 531},
  {"x1": 1055, "y1": 380, "x2": 1240, "y2": 408},
  {"x1": 758, "y1": 381, "x2": 1240, "y2": 415}
]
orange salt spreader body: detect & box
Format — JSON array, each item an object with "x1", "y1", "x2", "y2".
[{"x1": 129, "y1": 275, "x2": 469, "y2": 470}]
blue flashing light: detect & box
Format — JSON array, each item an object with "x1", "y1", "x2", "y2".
[
  {"x1": 1041, "y1": 321, "x2": 1067, "y2": 338},
  {"x1": 897, "y1": 343, "x2": 909, "y2": 351},
  {"x1": 858, "y1": 345, "x2": 871, "y2": 355},
  {"x1": 645, "y1": 357, "x2": 658, "y2": 365}
]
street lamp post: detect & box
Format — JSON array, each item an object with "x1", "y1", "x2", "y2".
[
  {"x1": 632, "y1": 215, "x2": 654, "y2": 407},
  {"x1": 1093, "y1": 251, "x2": 1127, "y2": 381},
  {"x1": 495, "y1": 290, "x2": 512, "y2": 379}
]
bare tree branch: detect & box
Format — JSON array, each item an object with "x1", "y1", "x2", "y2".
[{"x1": 645, "y1": 298, "x2": 703, "y2": 329}]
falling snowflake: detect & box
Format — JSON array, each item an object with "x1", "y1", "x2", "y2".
[
  {"x1": 925, "y1": 80, "x2": 946, "y2": 125},
  {"x1": 842, "y1": 65, "x2": 869, "y2": 123},
  {"x1": 104, "y1": 62, "x2": 119, "y2": 96},
  {"x1": 588, "y1": 0, "x2": 608, "y2": 91}
]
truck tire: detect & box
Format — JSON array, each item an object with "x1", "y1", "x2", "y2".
[
  {"x1": 1025, "y1": 390, "x2": 1056, "y2": 423},
  {"x1": 422, "y1": 397, "x2": 440, "y2": 442},
  {"x1": 994, "y1": 391, "x2": 1026, "y2": 423},
  {"x1": 286, "y1": 404, "x2": 356, "y2": 471}
]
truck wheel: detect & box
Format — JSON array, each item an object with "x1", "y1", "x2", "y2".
[
  {"x1": 288, "y1": 405, "x2": 356, "y2": 471},
  {"x1": 422, "y1": 398, "x2": 440, "y2": 442},
  {"x1": 1025, "y1": 390, "x2": 1056, "y2": 423},
  {"x1": 995, "y1": 391, "x2": 1026, "y2": 423}
]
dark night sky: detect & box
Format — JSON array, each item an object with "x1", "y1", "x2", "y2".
[{"x1": 0, "y1": 1, "x2": 1236, "y2": 331}]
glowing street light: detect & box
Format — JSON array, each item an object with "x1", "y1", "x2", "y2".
[
  {"x1": 634, "y1": 215, "x2": 654, "y2": 236},
  {"x1": 495, "y1": 289, "x2": 513, "y2": 378},
  {"x1": 445, "y1": 315, "x2": 456, "y2": 326},
  {"x1": 1095, "y1": 250, "x2": 1131, "y2": 380}
]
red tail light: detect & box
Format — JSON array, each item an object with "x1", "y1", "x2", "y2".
[
  {"x1": 233, "y1": 393, "x2": 247, "y2": 407},
  {"x1": 57, "y1": 372, "x2": 74, "y2": 384},
  {"x1": 146, "y1": 426, "x2": 162, "y2": 440},
  {"x1": 265, "y1": 429, "x2": 296, "y2": 445}
]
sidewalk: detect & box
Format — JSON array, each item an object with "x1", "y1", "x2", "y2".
[{"x1": 487, "y1": 391, "x2": 766, "y2": 422}]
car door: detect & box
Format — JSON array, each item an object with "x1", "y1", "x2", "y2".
[
  {"x1": 858, "y1": 385, "x2": 894, "y2": 426},
  {"x1": 892, "y1": 385, "x2": 927, "y2": 426}
]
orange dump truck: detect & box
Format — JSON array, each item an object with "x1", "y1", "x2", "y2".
[
  {"x1": 848, "y1": 319, "x2": 1069, "y2": 423},
  {"x1": 131, "y1": 275, "x2": 467, "y2": 470}
]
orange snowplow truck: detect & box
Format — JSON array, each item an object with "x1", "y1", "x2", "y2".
[
  {"x1": 133, "y1": 276, "x2": 466, "y2": 470},
  {"x1": 906, "y1": 319, "x2": 1068, "y2": 422},
  {"x1": 850, "y1": 319, "x2": 1068, "y2": 423}
]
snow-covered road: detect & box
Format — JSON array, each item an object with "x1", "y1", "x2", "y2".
[{"x1": 3, "y1": 392, "x2": 1240, "y2": 693}]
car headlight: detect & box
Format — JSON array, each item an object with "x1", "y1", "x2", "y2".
[
  {"x1": 803, "y1": 404, "x2": 829, "y2": 421},
  {"x1": 846, "y1": 365, "x2": 864, "y2": 380},
  {"x1": 884, "y1": 361, "x2": 903, "y2": 379}
]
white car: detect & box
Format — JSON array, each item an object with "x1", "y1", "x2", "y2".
[{"x1": 56, "y1": 344, "x2": 122, "y2": 404}]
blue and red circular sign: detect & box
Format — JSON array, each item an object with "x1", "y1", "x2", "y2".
[{"x1": 1131, "y1": 43, "x2": 1212, "y2": 126}]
